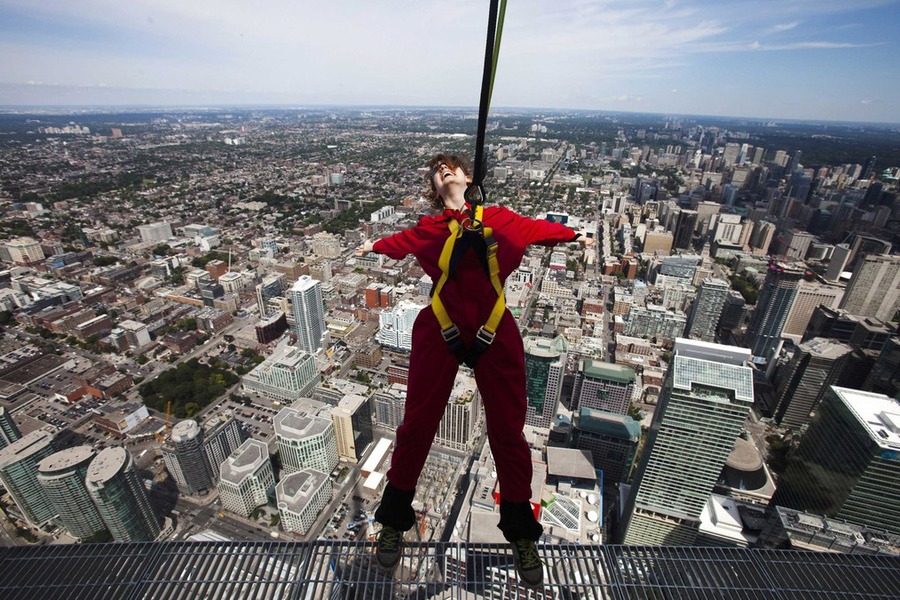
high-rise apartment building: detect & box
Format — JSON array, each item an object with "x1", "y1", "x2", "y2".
[
  {"x1": 372, "y1": 383, "x2": 407, "y2": 430},
  {"x1": 241, "y1": 344, "x2": 320, "y2": 402},
  {"x1": 0, "y1": 406, "x2": 21, "y2": 449},
  {"x1": 274, "y1": 407, "x2": 339, "y2": 476},
  {"x1": 572, "y1": 360, "x2": 636, "y2": 415},
  {"x1": 331, "y1": 394, "x2": 373, "y2": 462},
  {"x1": 436, "y1": 383, "x2": 482, "y2": 452},
  {"x1": 620, "y1": 339, "x2": 753, "y2": 545},
  {"x1": 839, "y1": 254, "x2": 900, "y2": 323},
  {"x1": 217, "y1": 439, "x2": 274, "y2": 518},
  {"x1": 202, "y1": 416, "x2": 247, "y2": 484},
  {"x1": 37, "y1": 446, "x2": 107, "y2": 540},
  {"x1": 770, "y1": 387, "x2": 900, "y2": 536},
  {"x1": 4, "y1": 237, "x2": 45, "y2": 264},
  {"x1": 749, "y1": 220, "x2": 776, "y2": 255},
  {"x1": 0, "y1": 429, "x2": 56, "y2": 526},
  {"x1": 864, "y1": 337, "x2": 900, "y2": 398},
  {"x1": 376, "y1": 301, "x2": 424, "y2": 352},
  {"x1": 782, "y1": 282, "x2": 844, "y2": 343},
  {"x1": 85, "y1": 447, "x2": 160, "y2": 542},
  {"x1": 277, "y1": 469, "x2": 332, "y2": 536},
  {"x1": 672, "y1": 209, "x2": 698, "y2": 250},
  {"x1": 162, "y1": 420, "x2": 213, "y2": 495},
  {"x1": 291, "y1": 275, "x2": 327, "y2": 353},
  {"x1": 523, "y1": 335, "x2": 567, "y2": 429},
  {"x1": 572, "y1": 407, "x2": 641, "y2": 486},
  {"x1": 717, "y1": 291, "x2": 747, "y2": 335},
  {"x1": 255, "y1": 274, "x2": 286, "y2": 319},
  {"x1": 136, "y1": 221, "x2": 173, "y2": 243},
  {"x1": 685, "y1": 278, "x2": 730, "y2": 342},
  {"x1": 746, "y1": 262, "x2": 806, "y2": 365},
  {"x1": 769, "y1": 338, "x2": 853, "y2": 429},
  {"x1": 825, "y1": 243, "x2": 852, "y2": 281}
]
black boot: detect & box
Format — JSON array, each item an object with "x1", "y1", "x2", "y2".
[
  {"x1": 373, "y1": 483, "x2": 416, "y2": 572},
  {"x1": 498, "y1": 500, "x2": 544, "y2": 589}
]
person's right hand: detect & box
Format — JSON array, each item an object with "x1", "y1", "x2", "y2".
[{"x1": 355, "y1": 240, "x2": 374, "y2": 256}]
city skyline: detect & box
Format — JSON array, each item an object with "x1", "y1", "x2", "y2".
[{"x1": 1, "y1": 0, "x2": 899, "y2": 123}]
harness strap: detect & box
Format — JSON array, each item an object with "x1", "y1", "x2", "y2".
[{"x1": 431, "y1": 205, "x2": 506, "y2": 368}]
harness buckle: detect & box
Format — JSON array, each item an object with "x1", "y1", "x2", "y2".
[
  {"x1": 441, "y1": 324, "x2": 462, "y2": 343},
  {"x1": 460, "y1": 216, "x2": 484, "y2": 233},
  {"x1": 475, "y1": 326, "x2": 496, "y2": 346}
]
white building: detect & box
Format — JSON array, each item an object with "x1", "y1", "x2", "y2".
[
  {"x1": 218, "y1": 439, "x2": 274, "y2": 518},
  {"x1": 4, "y1": 237, "x2": 45, "y2": 264},
  {"x1": 241, "y1": 344, "x2": 320, "y2": 401},
  {"x1": 137, "y1": 221, "x2": 173, "y2": 243},
  {"x1": 310, "y1": 232, "x2": 342, "y2": 259},
  {"x1": 276, "y1": 469, "x2": 331, "y2": 536},
  {"x1": 274, "y1": 407, "x2": 339, "y2": 475},
  {"x1": 377, "y1": 300, "x2": 424, "y2": 352},
  {"x1": 436, "y1": 374, "x2": 481, "y2": 451},
  {"x1": 117, "y1": 320, "x2": 152, "y2": 349},
  {"x1": 291, "y1": 276, "x2": 327, "y2": 354}
]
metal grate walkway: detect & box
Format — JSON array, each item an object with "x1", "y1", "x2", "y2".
[{"x1": 1, "y1": 541, "x2": 899, "y2": 599}]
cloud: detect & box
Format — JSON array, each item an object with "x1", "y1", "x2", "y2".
[
  {"x1": 611, "y1": 95, "x2": 643, "y2": 102},
  {"x1": 769, "y1": 21, "x2": 800, "y2": 33},
  {"x1": 860, "y1": 99, "x2": 873, "y2": 105},
  {"x1": 747, "y1": 41, "x2": 882, "y2": 51}
]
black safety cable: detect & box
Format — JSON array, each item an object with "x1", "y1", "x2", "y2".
[{"x1": 466, "y1": 0, "x2": 507, "y2": 207}]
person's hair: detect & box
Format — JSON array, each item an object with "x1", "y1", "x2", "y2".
[{"x1": 425, "y1": 153, "x2": 472, "y2": 211}]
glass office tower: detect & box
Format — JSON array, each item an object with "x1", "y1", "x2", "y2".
[
  {"x1": 770, "y1": 386, "x2": 900, "y2": 536},
  {"x1": 621, "y1": 339, "x2": 754, "y2": 545}
]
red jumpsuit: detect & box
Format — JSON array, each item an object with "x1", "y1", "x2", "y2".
[{"x1": 372, "y1": 204, "x2": 577, "y2": 504}]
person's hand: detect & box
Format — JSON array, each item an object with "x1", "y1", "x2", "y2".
[{"x1": 355, "y1": 240, "x2": 374, "y2": 256}]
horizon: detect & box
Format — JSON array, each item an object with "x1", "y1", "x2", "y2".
[
  {"x1": 2, "y1": 1, "x2": 899, "y2": 124},
  {"x1": 1, "y1": 101, "x2": 899, "y2": 129}
]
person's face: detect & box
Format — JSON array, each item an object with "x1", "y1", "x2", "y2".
[{"x1": 431, "y1": 162, "x2": 471, "y2": 198}]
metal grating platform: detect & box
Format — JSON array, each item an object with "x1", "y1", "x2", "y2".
[{"x1": 1, "y1": 541, "x2": 899, "y2": 599}]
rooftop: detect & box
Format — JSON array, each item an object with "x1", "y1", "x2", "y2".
[
  {"x1": 672, "y1": 354, "x2": 754, "y2": 404},
  {"x1": 546, "y1": 447, "x2": 597, "y2": 481},
  {"x1": 582, "y1": 360, "x2": 636, "y2": 384},
  {"x1": 85, "y1": 447, "x2": 128, "y2": 484},
  {"x1": 833, "y1": 386, "x2": 900, "y2": 452}
]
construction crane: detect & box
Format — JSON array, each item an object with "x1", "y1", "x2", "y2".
[{"x1": 156, "y1": 401, "x2": 173, "y2": 443}]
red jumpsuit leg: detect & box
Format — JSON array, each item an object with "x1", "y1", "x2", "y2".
[
  {"x1": 473, "y1": 311, "x2": 533, "y2": 503},
  {"x1": 386, "y1": 307, "x2": 460, "y2": 491}
]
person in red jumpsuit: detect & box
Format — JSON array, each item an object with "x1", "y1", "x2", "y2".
[{"x1": 359, "y1": 153, "x2": 593, "y2": 586}]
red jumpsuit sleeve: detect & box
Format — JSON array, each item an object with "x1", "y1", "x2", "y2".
[
  {"x1": 371, "y1": 219, "x2": 428, "y2": 259},
  {"x1": 505, "y1": 207, "x2": 578, "y2": 247}
]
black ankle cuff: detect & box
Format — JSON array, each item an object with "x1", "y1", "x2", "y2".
[
  {"x1": 374, "y1": 482, "x2": 417, "y2": 531},
  {"x1": 498, "y1": 499, "x2": 543, "y2": 542}
]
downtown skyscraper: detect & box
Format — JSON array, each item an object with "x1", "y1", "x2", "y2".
[
  {"x1": 685, "y1": 277, "x2": 730, "y2": 342},
  {"x1": 839, "y1": 254, "x2": 900, "y2": 323},
  {"x1": 620, "y1": 339, "x2": 754, "y2": 545},
  {"x1": 86, "y1": 447, "x2": 160, "y2": 542},
  {"x1": 745, "y1": 262, "x2": 805, "y2": 368},
  {"x1": 523, "y1": 335, "x2": 567, "y2": 429},
  {"x1": 290, "y1": 275, "x2": 326, "y2": 354},
  {"x1": 770, "y1": 387, "x2": 900, "y2": 536}
]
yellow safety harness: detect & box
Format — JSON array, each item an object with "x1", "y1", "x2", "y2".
[
  {"x1": 427, "y1": 0, "x2": 507, "y2": 368},
  {"x1": 430, "y1": 203, "x2": 506, "y2": 368}
]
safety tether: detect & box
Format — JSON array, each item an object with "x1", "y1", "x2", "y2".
[
  {"x1": 430, "y1": 0, "x2": 508, "y2": 368},
  {"x1": 465, "y1": 0, "x2": 507, "y2": 208}
]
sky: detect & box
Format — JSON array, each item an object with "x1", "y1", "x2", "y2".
[{"x1": 1, "y1": 0, "x2": 899, "y2": 123}]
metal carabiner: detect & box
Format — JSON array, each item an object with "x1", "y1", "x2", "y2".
[{"x1": 465, "y1": 182, "x2": 486, "y2": 207}]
